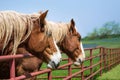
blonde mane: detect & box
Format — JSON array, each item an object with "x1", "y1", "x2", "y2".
[
  {"x1": 45, "y1": 21, "x2": 71, "y2": 43},
  {"x1": 25, "y1": 12, "x2": 70, "y2": 43},
  {"x1": 0, "y1": 11, "x2": 33, "y2": 54}
]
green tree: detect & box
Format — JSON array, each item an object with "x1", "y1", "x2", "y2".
[
  {"x1": 99, "y1": 21, "x2": 113, "y2": 38},
  {"x1": 84, "y1": 21, "x2": 120, "y2": 40},
  {"x1": 111, "y1": 22, "x2": 120, "y2": 34},
  {"x1": 86, "y1": 28, "x2": 99, "y2": 39}
]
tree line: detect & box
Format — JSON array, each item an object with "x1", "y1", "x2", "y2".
[{"x1": 83, "y1": 21, "x2": 120, "y2": 40}]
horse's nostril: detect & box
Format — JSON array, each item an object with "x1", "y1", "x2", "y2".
[
  {"x1": 52, "y1": 61, "x2": 59, "y2": 69},
  {"x1": 52, "y1": 61, "x2": 56, "y2": 67},
  {"x1": 47, "y1": 61, "x2": 59, "y2": 69},
  {"x1": 79, "y1": 59, "x2": 82, "y2": 63},
  {"x1": 56, "y1": 62, "x2": 60, "y2": 68}
]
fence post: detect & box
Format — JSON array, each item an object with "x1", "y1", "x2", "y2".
[
  {"x1": 110, "y1": 49, "x2": 112, "y2": 69},
  {"x1": 100, "y1": 47, "x2": 102, "y2": 76},
  {"x1": 81, "y1": 62, "x2": 84, "y2": 80},
  {"x1": 108, "y1": 48, "x2": 111, "y2": 71},
  {"x1": 115, "y1": 49, "x2": 117, "y2": 65},
  {"x1": 48, "y1": 71, "x2": 52, "y2": 80},
  {"x1": 106, "y1": 48, "x2": 109, "y2": 71},
  {"x1": 117, "y1": 49, "x2": 120, "y2": 64},
  {"x1": 116, "y1": 49, "x2": 118, "y2": 65},
  {"x1": 90, "y1": 49, "x2": 93, "y2": 79},
  {"x1": 118, "y1": 48, "x2": 120, "y2": 64},
  {"x1": 103, "y1": 48, "x2": 106, "y2": 71},
  {"x1": 10, "y1": 58, "x2": 15, "y2": 80},
  {"x1": 68, "y1": 58, "x2": 72, "y2": 80}
]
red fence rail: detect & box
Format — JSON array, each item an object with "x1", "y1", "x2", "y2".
[{"x1": 0, "y1": 47, "x2": 120, "y2": 80}]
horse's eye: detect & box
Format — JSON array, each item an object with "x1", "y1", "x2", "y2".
[
  {"x1": 78, "y1": 37, "x2": 81, "y2": 41},
  {"x1": 40, "y1": 23, "x2": 45, "y2": 32},
  {"x1": 40, "y1": 23, "x2": 44, "y2": 27}
]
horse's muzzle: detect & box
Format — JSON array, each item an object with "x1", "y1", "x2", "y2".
[
  {"x1": 47, "y1": 61, "x2": 60, "y2": 69},
  {"x1": 74, "y1": 58, "x2": 83, "y2": 66}
]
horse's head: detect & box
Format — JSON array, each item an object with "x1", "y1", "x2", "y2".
[
  {"x1": 27, "y1": 11, "x2": 61, "y2": 69},
  {"x1": 60, "y1": 19, "x2": 85, "y2": 66}
]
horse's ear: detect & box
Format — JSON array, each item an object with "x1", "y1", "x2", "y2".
[
  {"x1": 39, "y1": 10, "x2": 48, "y2": 23},
  {"x1": 71, "y1": 19, "x2": 75, "y2": 27},
  {"x1": 39, "y1": 10, "x2": 48, "y2": 32},
  {"x1": 70, "y1": 19, "x2": 76, "y2": 34}
]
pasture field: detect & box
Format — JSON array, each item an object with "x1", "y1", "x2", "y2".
[
  {"x1": 83, "y1": 37, "x2": 120, "y2": 48},
  {"x1": 97, "y1": 64, "x2": 120, "y2": 80},
  {"x1": 37, "y1": 37, "x2": 120, "y2": 80}
]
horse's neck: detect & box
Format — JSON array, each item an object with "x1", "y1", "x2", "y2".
[{"x1": 45, "y1": 21, "x2": 69, "y2": 43}]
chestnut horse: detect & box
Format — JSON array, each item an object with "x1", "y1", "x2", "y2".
[
  {"x1": 0, "y1": 10, "x2": 61, "y2": 79},
  {"x1": 44, "y1": 19, "x2": 85, "y2": 65},
  {"x1": 15, "y1": 11, "x2": 85, "y2": 80},
  {"x1": 29, "y1": 11, "x2": 85, "y2": 64}
]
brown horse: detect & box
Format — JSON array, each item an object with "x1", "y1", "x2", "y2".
[
  {"x1": 44, "y1": 18, "x2": 85, "y2": 65},
  {"x1": 0, "y1": 10, "x2": 61, "y2": 79},
  {"x1": 15, "y1": 11, "x2": 85, "y2": 80},
  {"x1": 29, "y1": 11, "x2": 85, "y2": 64}
]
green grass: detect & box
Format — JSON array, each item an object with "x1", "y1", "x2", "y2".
[
  {"x1": 83, "y1": 37, "x2": 120, "y2": 48},
  {"x1": 97, "y1": 64, "x2": 120, "y2": 80}
]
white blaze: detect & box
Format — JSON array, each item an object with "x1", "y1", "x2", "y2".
[
  {"x1": 80, "y1": 42, "x2": 85, "y2": 60},
  {"x1": 50, "y1": 38, "x2": 61, "y2": 65},
  {"x1": 74, "y1": 42, "x2": 85, "y2": 66}
]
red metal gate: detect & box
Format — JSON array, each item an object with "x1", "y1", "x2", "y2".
[{"x1": 0, "y1": 47, "x2": 120, "y2": 80}]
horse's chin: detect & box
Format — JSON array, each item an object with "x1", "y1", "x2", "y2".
[
  {"x1": 73, "y1": 61, "x2": 81, "y2": 66},
  {"x1": 47, "y1": 64, "x2": 53, "y2": 69},
  {"x1": 73, "y1": 58, "x2": 83, "y2": 66}
]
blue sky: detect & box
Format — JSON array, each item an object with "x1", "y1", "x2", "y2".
[{"x1": 0, "y1": 0, "x2": 120, "y2": 37}]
